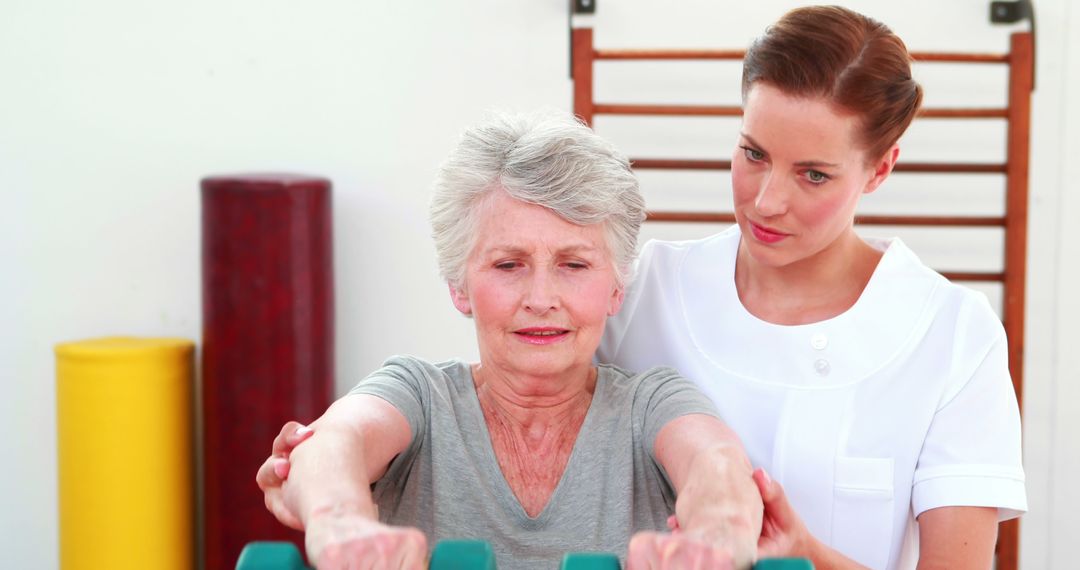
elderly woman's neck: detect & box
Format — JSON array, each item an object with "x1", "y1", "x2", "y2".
[
  {"x1": 472, "y1": 364, "x2": 597, "y2": 516},
  {"x1": 471, "y1": 364, "x2": 596, "y2": 439}
]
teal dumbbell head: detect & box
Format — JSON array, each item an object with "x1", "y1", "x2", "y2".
[
  {"x1": 429, "y1": 539, "x2": 498, "y2": 570},
  {"x1": 561, "y1": 552, "x2": 622, "y2": 570},
  {"x1": 753, "y1": 559, "x2": 815, "y2": 570},
  {"x1": 234, "y1": 538, "x2": 811, "y2": 569},
  {"x1": 235, "y1": 542, "x2": 312, "y2": 570}
]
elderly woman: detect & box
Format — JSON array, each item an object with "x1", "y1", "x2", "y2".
[{"x1": 257, "y1": 111, "x2": 763, "y2": 570}]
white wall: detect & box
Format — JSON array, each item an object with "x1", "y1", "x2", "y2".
[
  {"x1": 1, "y1": 1, "x2": 1074, "y2": 568},
  {"x1": 1046, "y1": 0, "x2": 1080, "y2": 564}
]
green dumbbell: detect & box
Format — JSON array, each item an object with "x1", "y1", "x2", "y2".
[
  {"x1": 561, "y1": 552, "x2": 622, "y2": 570},
  {"x1": 754, "y1": 559, "x2": 815, "y2": 569},
  {"x1": 234, "y1": 538, "x2": 812, "y2": 569},
  {"x1": 429, "y1": 539, "x2": 498, "y2": 570},
  {"x1": 235, "y1": 541, "x2": 312, "y2": 570},
  {"x1": 560, "y1": 551, "x2": 812, "y2": 569},
  {"x1": 238, "y1": 539, "x2": 500, "y2": 569}
]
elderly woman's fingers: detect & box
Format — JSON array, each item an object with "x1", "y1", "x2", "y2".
[
  {"x1": 382, "y1": 528, "x2": 427, "y2": 570},
  {"x1": 627, "y1": 532, "x2": 738, "y2": 570},
  {"x1": 627, "y1": 532, "x2": 664, "y2": 569},
  {"x1": 310, "y1": 519, "x2": 427, "y2": 570},
  {"x1": 396, "y1": 528, "x2": 428, "y2": 570}
]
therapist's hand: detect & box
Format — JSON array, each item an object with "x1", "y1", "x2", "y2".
[
  {"x1": 752, "y1": 468, "x2": 814, "y2": 559},
  {"x1": 627, "y1": 531, "x2": 736, "y2": 570},
  {"x1": 751, "y1": 468, "x2": 833, "y2": 561},
  {"x1": 753, "y1": 469, "x2": 872, "y2": 570},
  {"x1": 255, "y1": 421, "x2": 315, "y2": 529}
]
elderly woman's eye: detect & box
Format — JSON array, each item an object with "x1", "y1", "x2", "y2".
[
  {"x1": 565, "y1": 262, "x2": 589, "y2": 270},
  {"x1": 494, "y1": 261, "x2": 519, "y2": 270}
]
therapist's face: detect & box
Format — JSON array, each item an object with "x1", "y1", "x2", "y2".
[{"x1": 731, "y1": 83, "x2": 895, "y2": 270}]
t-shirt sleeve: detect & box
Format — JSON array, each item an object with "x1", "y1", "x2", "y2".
[
  {"x1": 633, "y1": 366, "x2": 722, "y2": 462},
  {"x1": 347, "y1": 355, "x2": 430, "y2": 480},
  {"x1": 911, "y1": 320, "x2": 1027, "y2": 521}
]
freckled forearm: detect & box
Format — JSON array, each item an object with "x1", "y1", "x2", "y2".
[
  {"x1": 676, "y1": 445, "x2": 760, "y2": 537},
  {"x1": 914, "y1": 507, "x2": 997, "y2": 570},
  {"x1": 286, "y1": 426, "x2": 379, "y2": 526}
]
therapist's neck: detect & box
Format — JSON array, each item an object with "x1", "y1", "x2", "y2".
[{"x1": 735, "y1": 229, "x2": 882, "y2": 325}]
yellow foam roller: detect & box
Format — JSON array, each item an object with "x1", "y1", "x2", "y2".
[{"x1": 56, "y1": 337, "x2": 195, "y2": 570}]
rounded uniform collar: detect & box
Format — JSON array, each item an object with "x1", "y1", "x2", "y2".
[{"x1": 676, "y1": 227, "x2": 944, "y2": 388}]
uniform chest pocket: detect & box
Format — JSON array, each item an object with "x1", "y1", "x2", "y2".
[{"x1": 832, "y1": 456, "x2": 895, "y2": 570}]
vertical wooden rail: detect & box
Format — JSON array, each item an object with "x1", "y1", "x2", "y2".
[
  {"x1": 573, "y1": 27, "x2": 595, "y2": 126},
  {"x1": 997, "y1": 30, "x2": 1034, "y2": 570}
]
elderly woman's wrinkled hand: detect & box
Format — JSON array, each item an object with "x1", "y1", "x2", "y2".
[
  {"x1": 255, "y1": 421, "x2": 314, "y2": 530},
  {"x1": 627, "y1": 531, "x2": 738, "y2": 570},
  {"x1": 305, "y1": 509, "x2": 427, "y2": 570}
]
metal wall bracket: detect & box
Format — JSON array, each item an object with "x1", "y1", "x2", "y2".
[
  {"x1": 573, "y1": 0, "x2": 596, "y2": 15},
  {"x1": 990, "y1": 0, "x2": 1031, "y2": 23},
  {"x1": 990, "y1": 1, "x2": 1037, "y2": 90}
]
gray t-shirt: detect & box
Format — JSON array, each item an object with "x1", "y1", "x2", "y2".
[{"x1": 349, "y1": 355, "x2": 719, "y2": 569}]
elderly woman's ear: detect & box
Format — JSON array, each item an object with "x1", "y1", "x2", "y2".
[
  {"x1": 449, "y1": 284, "x2": 472, "y2": 316},
  {"x1": 607, "y1": 285, "x2": 626, "y2": 317}
]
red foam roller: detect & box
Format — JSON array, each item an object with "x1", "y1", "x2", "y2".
[{"x1": 201, "y1": 174, "x2": 334, "y2": 569}]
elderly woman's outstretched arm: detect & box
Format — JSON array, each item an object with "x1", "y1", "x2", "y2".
[
  {"x1": 628, "y1": 414, "x2": 763, "y2": 570},
  {"x1": 256, "y1": 394, "x2": 426, "y2": 570}
]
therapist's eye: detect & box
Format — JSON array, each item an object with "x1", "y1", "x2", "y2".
[
  {"x1": 741, "y1": 146, "x2": 766, "y2": 162},
  {"x1": 804, "y1": 170, "x2": 831, "y2": 184}
]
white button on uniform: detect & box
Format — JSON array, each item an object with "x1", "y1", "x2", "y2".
[
  {"x1": 814, "y1": 358, "x2": 831, "y2": 376},
  {"x1": 811, "y1": 333, "x2": 828, "y2": 350}
]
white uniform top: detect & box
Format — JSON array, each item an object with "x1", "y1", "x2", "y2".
[{"x1": 597, "y1": 226, "x2": 1027, "y2": 570}]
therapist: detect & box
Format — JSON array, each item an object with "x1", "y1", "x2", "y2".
[{"x1": 598, "y1": 5, "x2": 1026, "y2": 570}]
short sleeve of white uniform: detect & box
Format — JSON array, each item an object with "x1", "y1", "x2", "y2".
[{"x1": 910, "y1": 294, "x2": 1027, "y2": 521}]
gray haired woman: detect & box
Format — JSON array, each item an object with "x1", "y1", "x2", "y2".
[{"x1": 257, "y1": 110, "x2": 763, "y2": 569}]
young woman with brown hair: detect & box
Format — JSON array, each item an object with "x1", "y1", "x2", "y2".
[{"x1": 599, "y1": 5, "x2": 1026, "y2": 569}]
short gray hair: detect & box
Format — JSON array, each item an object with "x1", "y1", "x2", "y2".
[{"x1": 429, "y1": 110, "x2": 646, "y2": 290}]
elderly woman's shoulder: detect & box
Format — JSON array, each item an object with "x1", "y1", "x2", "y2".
[
  {"x1": 373, "y1": 354, "x2": 467, "y2": 375},
  {"x1": 596, "y1": 363, "x2": 702, "y2": 393},
  {"x1": 596, "y1": 363, "x2": 718, "y2": 420},
  {"x1": 353, "y1": 354, "x2": 472, "y2": 393}
]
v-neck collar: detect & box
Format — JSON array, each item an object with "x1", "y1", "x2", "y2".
[{"x1": 460, "y1": 363, "x2": 607, "y2": 526}]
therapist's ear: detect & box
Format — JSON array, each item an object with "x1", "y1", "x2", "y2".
[
  {"x1": 864, "y1": 144, "x2": 900, "y2": 195},
  {"x1": 608, "y1": 284, "x2": 625, "y2": 317},
  {"x1": 449, "y1": 283, "x2": 472, "y2": 316}
]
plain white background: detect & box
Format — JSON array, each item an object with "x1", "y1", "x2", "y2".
[{"x1": 1, "y1": 1, "x2": 1075, "y2": 568}]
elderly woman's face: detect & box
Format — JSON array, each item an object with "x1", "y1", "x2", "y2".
[{"x1": 450, "y1": 190, "x2": 624, "y2": 382}]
